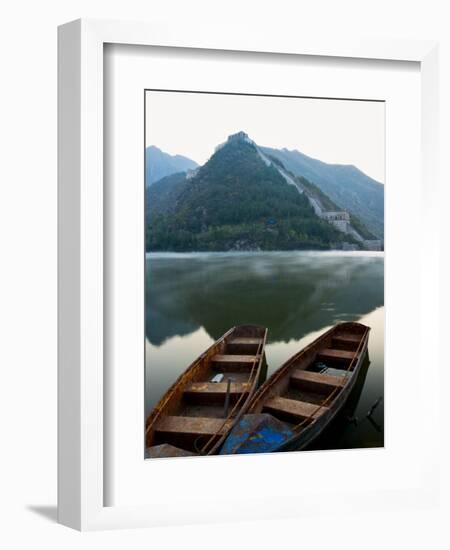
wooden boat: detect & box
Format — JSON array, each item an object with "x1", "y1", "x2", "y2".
[
  {"x1": 145, "y1": 325, "x2": 268, "y2": 458},
  {"x1": 220, "y1": 322, "x2": 370, "y2": 455}
]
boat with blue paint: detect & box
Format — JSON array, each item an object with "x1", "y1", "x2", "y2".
[{"x1": 220, "y1": 322, "x2": 370, "y2": 455}]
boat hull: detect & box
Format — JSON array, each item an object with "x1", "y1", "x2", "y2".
[
  {"x1": 222, "y1": 322, "x2": 370, "y2": 455},
  {"x1": 277, "y1": 335, "x2": 369, "y2": 452}
]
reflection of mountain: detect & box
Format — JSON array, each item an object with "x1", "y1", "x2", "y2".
[{"x1": 145, "y1": 252, "x2": 384, "y2": 346}]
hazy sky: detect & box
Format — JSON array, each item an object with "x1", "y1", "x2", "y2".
[{"x1": 145, "y1": 91, "x2": 385, "y2": 183}]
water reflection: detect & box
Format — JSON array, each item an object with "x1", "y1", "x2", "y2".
[
  {"x1": 145, "y1": 251, "x2": 384, "y2": 449},
  {"x1": 145, "y1": 251, "x2": 384, "y2": 345}
]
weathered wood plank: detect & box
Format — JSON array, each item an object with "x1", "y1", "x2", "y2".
[
  {"x1": 212, "y1": 354, "x2": 258, "y2": 363},
  {"x1": 290, "y1": 369, "x2": 343, "y2": 393},
  {"x1": 333, "y1": 333, "x2": 360, "y2": 343},
  {"x1": 332, "y1": 334, "x2": 361, "y2": 351},
  {"x1": 228, "y1": 337, "x2": 262, "y2": 345},
  {"x1": 317, "y1": 348, "x2": 356, "y2": 362},
  {"x1": 155, "y1": 415, "x2": 232, "y2": 436},
  {"x1": 185, "y1": 381, "x2": 249, "y2": 395},
  {"x1": 264, "y1": 396, "x2": 329, "y2": 421}
]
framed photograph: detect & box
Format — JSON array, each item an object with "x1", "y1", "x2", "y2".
[
  {"x1": 143, "y1": 90, "x2": 385, "y2": 460},
  {"x1": 58, "y1": 19, "x2": 440, "y2": 530}
]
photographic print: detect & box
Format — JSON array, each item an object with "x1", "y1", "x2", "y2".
[{"x1": 144, "y1": 90, "x2": 384, "y2": 459}]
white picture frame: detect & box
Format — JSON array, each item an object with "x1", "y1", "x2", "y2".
[{"x1": 58, "y1": 18, "x2": 440, "y2": 531}]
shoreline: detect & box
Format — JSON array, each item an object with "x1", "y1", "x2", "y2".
[{"x1": 145, "y1": 249, "x2": 385, "y2": 258}]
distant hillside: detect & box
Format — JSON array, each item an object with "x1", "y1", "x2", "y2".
[
  {"x1": 261, "y1": 147, "x2": 384, "y2": 238},
  {"x1": 146, "y1": 171, "x2": 188, "y2": 214},
  {"x1": 146, "y1": 134, "x2": 355, "y2": 252},
  {"x1": 145, "y1": 145, "x2": 198, "y2": 186}
]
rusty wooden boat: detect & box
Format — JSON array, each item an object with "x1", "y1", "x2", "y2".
[
  {"x1": 145, "y1": 325, "x2": 268, "y2": 458},
  {"x1": 220, "y1": 322, "x2": 370, "y2": 455}
]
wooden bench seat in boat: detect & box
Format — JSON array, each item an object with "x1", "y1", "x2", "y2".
[
  {"x1": 155, "y1": 415, "x2": 233, "y2": 437},
  {"x1": 263, "y1": 396, "x2": 329, "y2": 422},
  {"x1": 317, "y1": 348, "x2": 356, "y2": 364},
  {"x1": 183, "y1": 381, "x2": 250, "y2": 404},
  {"x1": 211, "y1": 354, "x2": 260, "y2": 371},
  {"x1": 290, "y1": 369, "x2": 343, "y2": 394},
  {"x1": 228, "y1": 337, "x2": 262, "y2": 346},
  {"x1": 227, "y1": 337, "x2": 262, "y2": 353},
  {"x1": 212, "y1": 354, "x2": 258, "y2": 363},
  {"x1": 332, "y1": 333, "x2": 361, "y2": 350},
  {"x1": 333, "y1": 333, "x2": 360, "y2": 343}
]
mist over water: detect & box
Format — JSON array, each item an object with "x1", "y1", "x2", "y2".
[{"x1": 145, "y1": 251, "x2": 384, "y2": 450}]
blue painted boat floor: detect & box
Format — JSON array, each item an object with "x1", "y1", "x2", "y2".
[{"x1": 220, "y1": 414, "x2": 295, "y2": 454}]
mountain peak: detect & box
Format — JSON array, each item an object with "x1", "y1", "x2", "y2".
[
  {"x1": 214, "y1": 131, "x2": 255, "y2": 153},
  {"x1": 145, "y1": 146, "x2": 198, "y2": 186},
  {"x1": 227, "y1": 131, "x2": 253, "y2": 143},
  {"x1": 147, "y1": 144, "x2": 161, "y2": 152}
]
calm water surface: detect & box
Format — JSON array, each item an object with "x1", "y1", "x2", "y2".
[{"x1": 145, "y1": 251, "x2": 384, "y2": 450}]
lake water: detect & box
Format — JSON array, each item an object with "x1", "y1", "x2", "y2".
[{"x1": 145, "y1": 251, "x2": 384, "y2": 451}]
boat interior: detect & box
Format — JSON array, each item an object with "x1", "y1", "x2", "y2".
[
  {"x1": 256, "y1": 326, "x2": 367, "y2": 430},
  {"x1": 147, "y1": 326, "x2": 266, "y2": 456}
]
